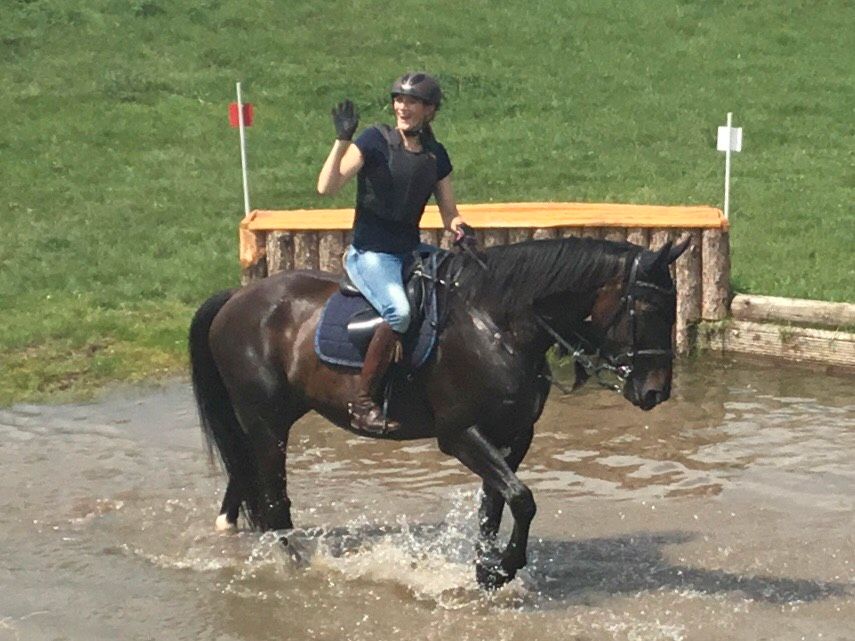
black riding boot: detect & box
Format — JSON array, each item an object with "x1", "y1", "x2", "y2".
[{"x1": 349, "y1": 321, "x2": 402, "y2": 434}]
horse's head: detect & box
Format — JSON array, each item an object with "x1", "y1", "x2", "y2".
[{"x1": 590, "y1": 236, "x2": 691, "y2": 411}]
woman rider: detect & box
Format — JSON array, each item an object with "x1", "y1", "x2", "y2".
[{"x1": 317, "y1": 72, "x2": 471, "y2": 434}]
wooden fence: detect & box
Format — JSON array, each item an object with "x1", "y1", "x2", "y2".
[
  {"x1": 700, "y1": 294, "x2": 855, "y2": 370},
  {"x1": 238, "y1": 202, "x2": 730, "y2": 354}
]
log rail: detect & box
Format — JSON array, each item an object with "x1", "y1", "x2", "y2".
[{"x1": 701, "y1": 294, "x2": 855, "y2": 370}]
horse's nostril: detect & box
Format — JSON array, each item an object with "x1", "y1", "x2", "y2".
[{"x1": 643, "y1": 390, "x2": 662, "y2": 407}]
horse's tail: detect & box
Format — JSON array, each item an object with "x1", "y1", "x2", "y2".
[{"x1": 188, "y1": 289, "x2": 259, "y2": 527}]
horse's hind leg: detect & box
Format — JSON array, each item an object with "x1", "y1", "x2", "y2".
[
  {"x1": 215, "y1": 478, "x2": 242, "y2": 531},
  {"x1": 240, "y1": 403, "x2": 306, "y2": 532},
  {"x1": 226, "y1": 371, "x2": 308, "y2": 532}
]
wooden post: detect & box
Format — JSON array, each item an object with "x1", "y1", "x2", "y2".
[
  {"x1": 319, "y1": 231, "x2": 344, "y2": 273},
  {"x1": 240, "y1": 258, "x2": 267, "y2": 285},
  {"x1": 532, "y1": 227, "x2": 558, "y2": 240},
  {"x1": 482, "y1": 229, "x2": 509, "y2": 247},
  {"x1": 648, "y1": 228, "x2": 674, "y2": 251},
  {"x1": 420, "y1": 229, "x2": 441, "y2": 247},
  {"x1": 439, "y1": 229, "x2": 456, "y2": 250},
  {"x1": 508, "y1": 228, "x2": 531, "y2": 244},
  {"x1": 603, "y1": 228, "x2": 627, "y2": 243},
  {"x1": 626, "y1": 227, "x2": 649, "y2": 248},
  {"x1": 266, "y1": 231, "x2": 294, "y2": 275},
  {"x1": 239, "y1": 226, "x2": 267, "y2": 284},
  {"x1": 701, "y1": 229, "x2": 731, "y2": 320},
  {"x1": 674, "y1": 229, "x2": 702, "y2": 354},
  {"x1": 293, "y1": 232, "x2": 319, "y2": 270}
]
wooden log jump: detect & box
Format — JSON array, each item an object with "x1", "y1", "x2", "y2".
[
  {"x1": 731, "y1": 294, "x2": 855, "y2": 327},
  {"x1": 699, "y1": 294, "x2": 855, "y2": 371},
  {"x1": 238, "y1": 202, "x2": 730, "y2": 354}
]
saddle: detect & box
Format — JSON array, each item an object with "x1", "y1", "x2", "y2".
[{"x1": 314, "y1": 250, "x2": 449, "y2": 370}]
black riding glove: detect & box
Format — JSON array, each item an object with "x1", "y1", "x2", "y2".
[
  {"x1": 331, "y1": 99, "x2": 359, "y2": 141},
  {"x1": 454, "y1": 222, "x2": 478, "y2": 248}
]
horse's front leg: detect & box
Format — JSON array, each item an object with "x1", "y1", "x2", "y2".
[
  {"x1": 439, "y1": 425, "x2": 537, "y2": 590},
  {"x1": 477, "y1": 420, "x2": 535, "y2": 566}
]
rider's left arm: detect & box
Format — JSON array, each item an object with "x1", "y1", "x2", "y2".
[{"x1": 434, "y1": 175, "x2": 466, "y2": 235}]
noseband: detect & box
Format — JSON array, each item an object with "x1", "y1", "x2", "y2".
[{"x1": 536, "y1": 253, "x2": 675, "y2": 392}]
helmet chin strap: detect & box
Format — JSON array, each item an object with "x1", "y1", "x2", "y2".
[{"x1": 399, "y1": 111, "x2": 434, "y2": 138}]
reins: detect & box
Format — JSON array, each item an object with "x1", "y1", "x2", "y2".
[{"x1": 532, "y1": 314, "x2": 628, "y2": 392}]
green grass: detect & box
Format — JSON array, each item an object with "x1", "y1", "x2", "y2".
[{"x1": 1, "y1": 0, "x2": 852, "y2": 405}]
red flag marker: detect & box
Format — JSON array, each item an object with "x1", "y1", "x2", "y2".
[
  {"x1": 229, "y1": 102, "x2": 254, "y2": 128},
  {"x1": 232, "y1": 82, "x2": 252, "y2": 216}
]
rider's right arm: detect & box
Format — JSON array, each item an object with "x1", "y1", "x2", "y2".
[{"x1": 317, "y1": 141, "x2": 364, "y2": 196}]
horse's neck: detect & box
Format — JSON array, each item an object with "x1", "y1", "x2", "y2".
[
  {"x1": 476, "y1": 265, "x2": 613, "y2": 332},
  {"x1": 478, "y1": 239, "x2": 627, "y2": 307},
  {"x1": 534, "y1": 289, "x2": 599, "y2": 328},
  {"x1": 491, "y1": 273, "x2": 618, "y2": 358},
  {"x1": 446, "y1": 238, "x2": 628, "y2": 354}
]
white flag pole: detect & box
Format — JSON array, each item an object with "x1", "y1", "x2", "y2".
[
  {"x1": 723, "y1": 112, "x2": 732, "y2": 220},
  {"x1": 717, "y1": 112, "x2": 742, "y2": 220},
  {"x1": 236, "y1": 82, "x2": 251, "y2": 216}
]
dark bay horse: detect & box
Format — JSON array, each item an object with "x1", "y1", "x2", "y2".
[{"x1": 189, "y1": 235, "x2": 690, "y2": 589}]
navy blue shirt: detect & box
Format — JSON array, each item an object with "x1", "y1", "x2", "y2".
[{"x1": 351, "y1": 125, "x2": 452, "y2": 253}]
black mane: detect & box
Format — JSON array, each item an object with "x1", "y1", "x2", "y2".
[{"x1": 449, "y1": 236, "x2": 639, "y2": 318}]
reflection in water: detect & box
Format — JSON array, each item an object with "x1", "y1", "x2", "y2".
[{"x1": 0, "y1": 356, "x2": 853, "y2": 641}]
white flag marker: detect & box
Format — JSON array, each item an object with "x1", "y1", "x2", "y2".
[{"x1": 717, "y1": 112, "x2": 743, "y2": 219}]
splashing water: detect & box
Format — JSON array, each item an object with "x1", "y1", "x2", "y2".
[{"x1": 219, "y1": 488, "x2": 533, "y2": 609}]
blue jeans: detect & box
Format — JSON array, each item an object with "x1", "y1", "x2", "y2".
[{"x1": 344, "y1": 244, "x2": 438, "y2": 334}]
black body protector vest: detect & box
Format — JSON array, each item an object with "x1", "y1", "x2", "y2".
[{"x1": 356, "y1": 124, "x2": 438, "y2": 228}]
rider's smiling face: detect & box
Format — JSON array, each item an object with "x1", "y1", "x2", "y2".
[{"x1": 393, "y1": 94, "x2": 434, "y2": 132}]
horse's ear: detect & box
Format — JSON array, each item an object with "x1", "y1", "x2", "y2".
[
  {"x1": 667, "y1": 234, "x2": 692, "y2": 264},
  {"x1": 641, "y1": 240, "x2": 672, "y2": 273}
]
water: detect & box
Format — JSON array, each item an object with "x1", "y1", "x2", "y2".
[{"x1": 1, "y1": 357, "x2": 852, "y2": 641}]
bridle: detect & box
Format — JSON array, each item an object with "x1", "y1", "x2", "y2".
[
  {"x1": 452, "y1": 242, "x2": 675, "y2": 393},
  {"x1": 535, "y1": 253, "x2": 675, "y2": 392}
]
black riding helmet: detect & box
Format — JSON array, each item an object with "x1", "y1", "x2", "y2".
[{"x1": 390, "y1": 72, "x2": 442, "y2": 109}]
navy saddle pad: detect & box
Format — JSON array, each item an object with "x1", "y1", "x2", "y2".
[{"x1": 314, "y1": 289, "x2": 439, "y2": 370}]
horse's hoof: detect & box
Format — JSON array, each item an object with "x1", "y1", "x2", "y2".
[
  {"x1": 215, "y1": 513, "x2": 237, "y2": 532},
  {"x1": 278, "y1": 532, "x2": 312, "y2": 567},
  {"x1": 475, "y1": 557, "x2": 511, "y2": 591}
]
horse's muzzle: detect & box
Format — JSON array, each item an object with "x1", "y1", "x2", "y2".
[{"x1": 625, "y1": 374, "x2": 671, "y2": 411}]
